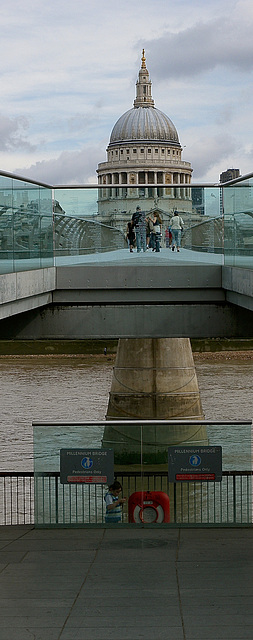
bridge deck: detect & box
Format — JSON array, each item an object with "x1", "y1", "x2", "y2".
[
  {"x1": 0, "y1": 248, "x2": 253, "y2": 339},
  {"x1": 54, "y1": 246, "x2": 224, "y2": 266}
]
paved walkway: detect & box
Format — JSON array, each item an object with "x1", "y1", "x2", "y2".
[
  {"x1": 0, "y1": 525, "x2": 252, "y2": 639},
  {"x1": 55, "y1": 246, "x2": 224, "y2": 267}
]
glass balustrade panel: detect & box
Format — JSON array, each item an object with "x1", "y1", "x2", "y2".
[
  {"x1": 223, "y1": 178, "x2": 253, "y2": 268},
  {"x1": 33, "y1": 420, "x2": 252, "y2": 528}
]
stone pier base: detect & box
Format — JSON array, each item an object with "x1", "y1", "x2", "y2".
[{"x1": 103, "y1": 338, "x2": 207, "y2": 464}]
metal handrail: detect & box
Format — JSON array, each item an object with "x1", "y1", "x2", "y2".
[
  {"x1": 1, "y1": 168, "x2": 253, "y2": 189},
  {"x1": 0, "y1": 470, "x2": 252, "y2": 527}
]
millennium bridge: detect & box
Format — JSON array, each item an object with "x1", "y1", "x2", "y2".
[{"x1": 0, "y1": 169, "x2": 253, "y2": 338}]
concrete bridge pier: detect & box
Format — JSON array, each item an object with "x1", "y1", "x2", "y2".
[{"x1": 103, "y1": 338, "x2": 207, "y2": 465}]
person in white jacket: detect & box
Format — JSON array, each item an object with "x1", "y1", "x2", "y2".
[{"x1": 170, "y1": 211, "x2": 184, "y2": 252}]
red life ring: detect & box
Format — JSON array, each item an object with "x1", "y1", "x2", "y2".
[{"x1": 128, "y1": 491, "x2": 170, "y2": 523}]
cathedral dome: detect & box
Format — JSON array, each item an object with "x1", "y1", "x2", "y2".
[
  {"x1": 109, "y1": 106, "x2": 179, "y2": 145},
  {"x1": 108, "y1": 50, "x2": 180, "y2": 149}
]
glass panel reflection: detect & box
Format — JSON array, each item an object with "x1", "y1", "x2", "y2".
[
  {"x1": 33, "y1": 420, "x2": 252, "y2": 527},
  {"x1": 223, "y1": 178, "x2": 253, "y2": 269},
  {"x1": 1, "y1": 173, "x2": 253, "y2": 273},
  {"x1": 0, "y1": 176, "x2": 53, "y2": 273}
]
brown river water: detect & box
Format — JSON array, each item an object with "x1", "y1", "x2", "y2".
[{"x1": 0, "y1": 354, "x2": 252, "y2": 471}]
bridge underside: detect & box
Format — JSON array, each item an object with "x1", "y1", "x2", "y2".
[
  {"x1": 0, "y1": 264, "x2": 253, "y2": 339},
  {"x1": 0, "y1": 302, "x2": 251, "y2": 339}
]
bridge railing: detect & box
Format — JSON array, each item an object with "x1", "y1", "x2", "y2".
[
  {"x1": 0, "y1": 174, "x2": 53, "y2": 273},
  {"x1": 29, "y1": 419, "x2": 253, "y2": 527},
  {"x1": 0, "y1": 472, "x2": 34, "y2": 525},
  {"x1": 1, "y1": 170, "x2": 253, "y2": 274},
  {"x1": 0, "y1": 470, "x2": 252, "y2": 526},
  {"x1": 223, "y1": 174, "x2": 253, "y2": 268}
]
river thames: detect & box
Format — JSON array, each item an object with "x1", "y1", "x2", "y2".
[{"x1": 0, "y1": 353, "x2": 253, "y2": 472}]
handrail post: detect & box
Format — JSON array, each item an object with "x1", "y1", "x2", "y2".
[
  {"x1": 233, "y1": 475, "x2": 236, "y2": 523},
  {"x1": 173, "y1": 482, "x2": 177, "y2": 523},
  {"x1": 55, "y1": 475, "x2": 59, "y2": 524}
]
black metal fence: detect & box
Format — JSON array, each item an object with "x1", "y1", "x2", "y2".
[
  {"x1": 0, "y1": 471, "x2": 252, "y2": 526},
  {"x1": 0, "y1": 473, "x2": 34, "y2": 525}
]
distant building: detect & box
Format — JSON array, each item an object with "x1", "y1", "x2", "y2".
[
  {"x1": 192, "y1": 187, "x2": 204, "y2": 216},
  {"x1": 220, "y1": 169, "x2": 240, "y2": 183},
  {"x1": 219, "y1": 169, "x2": 240, "y2": 216},
  {"x1": 97, "y1": 50, "x2": 192, "y2": 229}
]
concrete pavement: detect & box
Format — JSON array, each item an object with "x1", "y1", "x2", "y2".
[
  {"x1": 0, "y1": 526, "x2": 252, "y2": 640},
  {"x1": 55, "y1": 246, "x2": 224, "y2": 266}
]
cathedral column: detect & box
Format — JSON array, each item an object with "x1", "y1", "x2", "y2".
[
  {"x1": 181, "y1": 174, "x2": 185, "y2": 199},
  {"x1": 153, "y1": 172, "x2": 158, "y2": 198},
  {"x1": 186, "y1": 174, "x2": 191, "y2": 198},
  {"x1": 145, "y1": 172, "x2": 148, "y2": 198},
  {"x1": 118, "y1": 172, "x2": 122, "y2": 198},
  {"x1": 176, "y1": 173, "x2": 181, "y2": 199}
]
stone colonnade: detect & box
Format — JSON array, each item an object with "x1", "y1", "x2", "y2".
[{"x1": 98, "y1": 170, "x2": 191, "y2": 201}]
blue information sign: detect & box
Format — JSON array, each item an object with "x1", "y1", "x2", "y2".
[
  {"x1": 168, "y1": 446, "x2": 222, "y2": 482},
  {"x1": 60, "y1": 448, "x2": 114, "y2": 485}
]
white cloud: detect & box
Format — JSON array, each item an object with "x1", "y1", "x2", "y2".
[
  {"x1": 0, "y1": 114, "x2": 35, "y2": 152},
  {"x1": 186, "y1": 133, "x2": 238, "y2": 180},
  {"x1": 146, "y1": 16, "x2": 253, "y2": 80},
  {"x1": 15, "y1": 146, "x2": 103, "y2": 185}
]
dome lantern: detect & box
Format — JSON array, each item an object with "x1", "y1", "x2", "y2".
[{"x1": 133, "y1": 49, "x2": 155, "y2": 108}]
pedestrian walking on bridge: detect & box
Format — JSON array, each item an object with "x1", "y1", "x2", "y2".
[
  {"x1": 132, "y1": 206, "x2": 146, "y2": 252},
  {"x1": 170, "y1": 211, "x2": 184, "y2": 252}
]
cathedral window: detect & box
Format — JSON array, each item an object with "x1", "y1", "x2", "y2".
[
  {"x1": 141, "y1": 149, "x2": 144, "y2": 153},
  {"x1": 148, "y1": 148, "x2": 151, "y2": 153},
  {"x1": 133, "y1": 149, "x2": 137, "y2": 153},
  {"x1": 162, "y1": 149, "x2": 164, "y2": 154},
  {"x1": 155, "y1": 149, "x2": 158, "y2": 153}
]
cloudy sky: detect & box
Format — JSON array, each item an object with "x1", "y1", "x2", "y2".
[{"x1": 1, "y1": 0, "x2": 253, "y2": 185}]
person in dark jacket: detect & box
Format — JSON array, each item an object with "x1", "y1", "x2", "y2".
[
  {"x1": 132, "y1": 206, "x2": 146, "y2": 252},
  {"x1": 126, "y1": 220, "x2": 135, "y2": 252}
]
